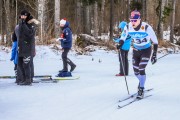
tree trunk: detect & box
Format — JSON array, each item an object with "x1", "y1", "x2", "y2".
[
  {"x1": 0, "y1": 0, "x2": 2, "y2": 45},
  {"x1": 170, "y1": 0, "x2": 176, "y2": 43},
  {"x1": 127, "y1": 0, "x2": 131, "y2": 20},
  {"x1": 157, "y1": 0, "x2": 165, "y2": 40},
  {"x1": 54, "y1": 0, "x2": 60, "y2": 38},
  {"x1": 3, "y1": 0, "x2": 11, "y2": 46},
  {"x1": 84, "y1": 5, "x2": 91, "y2": 34},
  {"x1": 94, "y1": 1, "x2": 98, "y2": 39},
  {"x1": 110, "y1": 0, "x2": 114, "y2": 41},
  {"x1": 142, "y1": 0, "x2": 147, "y2": 21},
  {"x1": 38, "y1": 0, "x2": 46, "y2": 43},
  {"x1": 90, "y1": 4, "x2": 94, "y2": 35},
  {"x1": 76, "y1": 0, "x2": 83, "y2": 34},
  {"x1": 16, "y1": 0, "x2": 18, "y2": 25},
  {"x1": 100, "y1": 0, "x2": 105, "y2": 34}
]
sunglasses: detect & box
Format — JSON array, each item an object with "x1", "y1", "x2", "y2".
[{"x1": 130, "y1": 19, "x2": 138, "y2": 22}]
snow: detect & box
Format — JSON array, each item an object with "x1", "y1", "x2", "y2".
[{"x1": 0, "y1": 45, "x2": 180, "y2": 120}]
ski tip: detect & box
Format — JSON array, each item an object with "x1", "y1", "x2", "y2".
[
  {"x1": 117, "y1": 105, "x2": 122, "y2": 109},
  {"x1": 52, "y1": 80, "x2": 58, "y2": 83}
]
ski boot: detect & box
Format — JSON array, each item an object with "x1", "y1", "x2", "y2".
[
  {"x1": 137, "y1": 87, "x2": 144, "y2": 99},
  {"x1": 115, "y1": 73, "x2": 124, "y2": 76},
  {"x1": 70, "y1": 65, "x2": 76, "y2": 72},
  {"x1": 19, "y1": 79, "x2": 32, "y2": 86},
  {"x1": 59, "y1": 69, "x2": 68, "y2": 73}
]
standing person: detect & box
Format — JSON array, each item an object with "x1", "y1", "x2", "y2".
[
  {"x1": 58, "y1": 18, "x2": 76, "y2": 73},
  {"x1": 114, "y1": 21, "x2": 132, "y2": 76},
  {"x1": 27, "y1": 16, "x2": 39, "y2": 82},
  {"x1": 16, "y1": 10, "x2": 35, "y2": 85},
  {"x1": 118, "y1": 10, "x2": 158, "y2": 99},
  {"x1": 10, "y1": 31, "x2": 18, "y2": 82}
]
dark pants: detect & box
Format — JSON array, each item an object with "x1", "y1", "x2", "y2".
[
  {"x1": 62, "y1": 48, "x2": 75, "y2": 71},
  {"x1": 14, "y1": 64, "x2": 17, "y2": 75},
  {"x1": 132, "y1": 47, "x2": 152, "y2": 75},
  {"x1": 118, "y1": 49, "x2": 129, "y2": 75},
  {"x1": 17, "y1": 56, "x2": 31, "y2": 83},
  {"x1": 30, "y1": 57, "x2": 34, "y2": 80},
  {"x1": 14, "y1": 64, "x2": 17, "y2": 83}
]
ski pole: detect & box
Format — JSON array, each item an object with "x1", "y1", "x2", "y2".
[
  {"x1": 118, "y1": 49, "x2": 130, "y2": 95},
  {"x1": 157, "y1": 53, "x2": 169, "y2": 60}
]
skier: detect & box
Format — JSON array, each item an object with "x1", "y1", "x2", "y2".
[
  {"x1": 117, "y1": 10, "x2": 158, "y2": 99},
  {"x1": 114, "y1": 21, "x2": 132, "y2": 76},
  {"x1": 57, "y1": 18, "x2": 76, "y2": 74},
  {"x1": 15, "y1": 10, "x2": 36, "y2": 85},
  {"x1": 10, "y1": 31, "x2": 18, "y2": 82}
]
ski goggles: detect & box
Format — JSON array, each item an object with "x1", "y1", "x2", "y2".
[{"x1": 130, "y1": 19, "x2": 138, "y2": 22}]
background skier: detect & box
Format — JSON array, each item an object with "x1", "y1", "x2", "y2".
[
  {"x1": 114, "y1": 21, "x2": 132, "y2": 76},
  {"x1": 10, "y1": 31, "x2": 18, "y2": 82}
]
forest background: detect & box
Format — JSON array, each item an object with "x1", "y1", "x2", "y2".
[{"x1": 0, "y1": 0, "x2": 179, "y2": 48}]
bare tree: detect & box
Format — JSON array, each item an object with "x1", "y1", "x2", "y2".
[
  {"x1": 3, "y1": 0, "x2": 11, "y2": 46},
  {"x1": 157, "y1": 0, "x2": 166, "y2": 40},
  {"x1": 76, "y1": 0, "x2": 83, "y2": 34},
  {"x1": 16, "y1": 0, "x2": 18, "y2": 25},
  {"x1": 0, "y1": 0, "x2": 2, "y2": 44},
  {"x1": 83, "y1": 2, "x2": 91, "y2": 35},
  {"x1": 100, "y1": 0, "x2": 105, "y2": 34},
  {"x1": 110, "y1": 0, "x2": 114, "y2": 41},
  {"x1": 38, "y1": 0, "x2": 46, "y2": 43},
  {"x1": 93, "y1": 1, "x2": 98, "y2": 39},
  {"x1": 127, "y1": 0, "x2": 131, "y2": 20},
  {"x1": 54, "y1": 0, "x2": 60, "y2": 38},
  {"x1": 170, "y1": 0, "x2": 176, "y2": 43},
  {"x1": 142, "y1": 0, "x2": 147, "y2": 21}
]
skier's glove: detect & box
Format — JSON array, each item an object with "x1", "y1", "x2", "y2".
[
  {"x1": 151, "y1": 52, "x2": 157, "y2": 64},
  {"x1": 116, "y1": 44, "x2": 121, "y2": 49},
  {"x1": 116, "y1": 40, "x2": 124, "y2": 49}
]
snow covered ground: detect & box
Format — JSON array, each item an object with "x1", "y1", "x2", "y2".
[{"x1": 0, "y1": 45, "x2": 180, "y2": 120}]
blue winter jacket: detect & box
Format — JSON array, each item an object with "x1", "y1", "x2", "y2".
[
  {"x1": 60, "y1": 22, "x2": 72, "y2": 49},
  {"x1": 114, "y1": 21, "x2": 132, "y2": 51},
  {"x1": 10, "y1": 41, "x2": 18, "y2": 64}
]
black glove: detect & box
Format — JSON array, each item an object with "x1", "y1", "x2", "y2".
[
  {"x1": 116, "y1": 40, "x2": 124, "y2": 49},
  {"x1": 116, "y1": 44, "x2": 121, "y2": 49},
  {"x1": 151, "y1": 52, "x2": 157, "y2": 64}
]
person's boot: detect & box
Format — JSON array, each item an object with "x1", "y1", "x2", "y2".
[
  {"x1": 66, "y1": 58, "x2": 76, "y2": 72},
  {"x1": 115, "y1": 73, "x2": 124, "y2": 76},
  {"x1": 19, "y1": 79, "x2": 32, "y2": 86},
  {"x1": 60, "y1": 59, "x2": 68, "y2": 72},
  {"x1": 70, "y1": 64, "x2": 76, "y2": 72},
  {"x1": 59, "y1": 69, "x2": 68, "y2": 72},
  {"x1": 137, "y1": 87, "x2": 144, "y2": 99}
]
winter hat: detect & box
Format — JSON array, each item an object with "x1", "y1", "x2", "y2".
[
  {"x1": 130, "y1": 10, "x2": 141, "y2": 19},
  {"x1": 20, "y1": 10, "x2": 30, "y2": 17},
  {"x1": 119, "y1": 21, "x2": 127, "y2": 30},
  {"x1": 60, "y1": 18, "x2": 67, "y2": 26}
]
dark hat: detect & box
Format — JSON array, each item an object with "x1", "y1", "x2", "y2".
[{"x1": 20, "y1": 10, "x2": 30, "y2": 17}]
